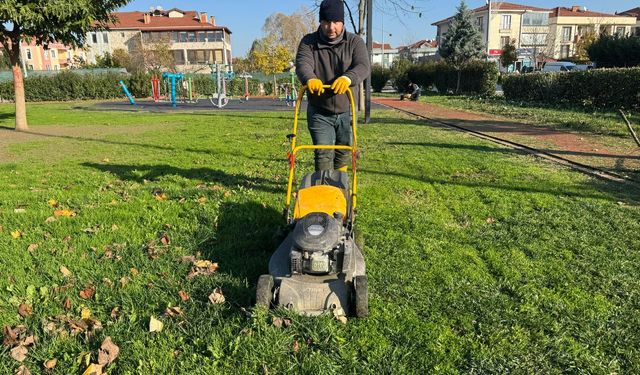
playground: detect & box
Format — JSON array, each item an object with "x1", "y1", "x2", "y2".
[{"x1": 92, "y1": 97, "x2": 311, "y2": 112}]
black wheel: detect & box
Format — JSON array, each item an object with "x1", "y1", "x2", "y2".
[
  {"x1": 353, "y1": 275, "x2": 369, "y2": 317},
  {"x1": 256, "y1": 274, "x2": 274, "y2": 308}
]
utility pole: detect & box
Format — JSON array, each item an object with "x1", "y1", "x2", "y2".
[
  {"x1": 486, "y1": 0, "x2": 492, "y2": 59},
  {"x1": 381, "y1": 15, "x2": 385, "y2": 68},
  {"x1": 365, "y1": 0, "x2": 372, "y2": 124}
]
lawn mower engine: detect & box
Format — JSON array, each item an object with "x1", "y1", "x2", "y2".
[{"x1": 289, "y1": 212, "x2": 345, "y2": 276}]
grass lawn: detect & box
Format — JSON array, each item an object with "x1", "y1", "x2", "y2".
[
  {"x1": 1, "y1": 102, "x2": 640, "y2": 374},
  {"x1": 417, "y1": 93, "x2": 640, "y2": 137}
]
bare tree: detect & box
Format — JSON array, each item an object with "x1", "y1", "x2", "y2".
[{"x1": 262, "y1": 6, "x2": 317, "y2": 60}]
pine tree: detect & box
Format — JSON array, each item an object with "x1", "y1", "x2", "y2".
[
  {"x1": 438, "y1": 0, "x2": 486, "y2": 92},
  {"x1": 500, "y1": 39, "x2": 518, "y2": 70}
]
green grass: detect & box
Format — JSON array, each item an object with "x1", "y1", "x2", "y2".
[
  {"x1": 1, "y1": 102, "x2": 640, "y2": 373},
  {"x1": 420, "y1": 94, "x2": 640, "y2": 137}
]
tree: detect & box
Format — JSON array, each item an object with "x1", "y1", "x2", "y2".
[
  {"x1": 112, "y1": 48, "x2": 131, "y2": 70},
  {"x1": 438, "y1": 0, "x2": 485, "y2": 93},
  {"x1": 0, "y1": 0, "x2": 130, "y2": 131},
  {"x1": 500, "y1": 39, "x2": 518, "y2": 70},
  {"x1": 588, "y1": 34, "x2": 640, "y2": 68},
  {"x1": 262, "y1": 6, "x2": 317, "y2": 59},
  {"x1": 250, "y1": 37, "x2": 290, "y2": 97},
  {"x1": 573, "y1": 31, "x2": 596, "y2": 63}
]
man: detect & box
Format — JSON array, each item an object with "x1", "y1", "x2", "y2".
[
  {"x1": 401, "y1": 82, "x2": 421, "y2": 101},
  {"x1": 295, "y1": 0, "x2": 370, "y2": 172}
]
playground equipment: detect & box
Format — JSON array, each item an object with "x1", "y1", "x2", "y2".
[
  {"x1": 209, "y1": 63, "x2": 234, "y2": 108},
  {"x1": 161, "y1": 72, "x2": 185, "y2": 107},
  {"x1": 119, "y1": 80, "x2": 136, "y2": 105},
  {"x1": 237, "y1": 72, "x2": 252, "y2": 101},
  {"x1": 256, "y1": 86, "x2": 368, "y2": 317}
]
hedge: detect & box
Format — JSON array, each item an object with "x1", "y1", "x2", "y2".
[
  {"x1": 502, "y1": 68, "x2": 640, "y2": 110},
  {"x1": 0, "y1": 71, "x2": 293, "y2": 102},
  {"x1": 371, "y1": 65, "x2": 391, "y2": 92}
]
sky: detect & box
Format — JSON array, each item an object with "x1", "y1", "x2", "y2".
[{"x1": 120, "y1": 0, "x2": 637, "y2": 57}]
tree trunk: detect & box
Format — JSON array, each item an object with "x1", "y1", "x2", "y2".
[
  {"x1": 456, "y1": 69, "x2": 461, "y2": 94},
  {"x1": 9, "y1": 44, "x2": 28, "y2": 131},
  {"x1": 273, "y1": 75, "x2": 277, "y2": 98}
]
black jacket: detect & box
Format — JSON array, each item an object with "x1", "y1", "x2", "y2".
[{"x1": 295, "y1": 29, "x2": 370, "y2": 114}]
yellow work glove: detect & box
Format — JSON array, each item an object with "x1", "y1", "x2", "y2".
[
  {"x1": 307, "y1": 79, "x2": 324, "y2": 95},
  {"x1": 331, "y1": 76, "x2": 351, "y2": 95}
]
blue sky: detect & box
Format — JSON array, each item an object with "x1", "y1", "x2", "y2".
[{"x1": 120, "y1": 0, "x2": 636, "y2": 57}]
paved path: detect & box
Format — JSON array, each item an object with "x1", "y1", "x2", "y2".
[{"x1": 374, "y1": 98, "x2": 640, "y2": 182}]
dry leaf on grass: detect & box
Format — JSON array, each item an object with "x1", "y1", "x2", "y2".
[
  {"x1": 110, "y1": 307, "x2": 120, "y2": 320},
  {"x1": 292, "y1": 340, "x2": 300, "y2": 353},
  {"x1": 130, "y1": 268, "x2": 139, "y2": 276},
  {"x1": 149, "y1": 316, "x2": 163, "y2": 332},
  {"x1": 47, "y1": 199, "x2": 58, "y2": 207},
  {"x1": 79, "y1": 285, "x2": 96, "y2": 299},
  {"x1": 10, "y1": 345, "x2": 28, "y2": 362},
  {"x1": 163, "y1": 306, "x2": 184, "y2": 318},
  {"x1": 208, "y1": 287, "x2": 225, "y2": 304},
  {"x1": 81, "y1": 363, "x2": 103, "y2": 375},
  {"x1": 59, "y1": 265, "x2": 72, "y2": 277},
  {"x1": 119, "y1": 277, "x2": 130, "y2": 288},
  {"x1": 160, "y1": 234, "x2": 170, "y2": 246},
  {"x1": 178, "y1": 290, "x2": 190, "y2": 302},
  {"x1": 43, "y1": 358, "x2": 57, "y2": 369},
  {"x1": 188, "y1": 260, "x2": 219, "y2": 279},
  {"x1": 3, "y1": 326, "x2": 18, "y2": 347},
  {"x1": 17, "y1": 304, "x2": 32, "y2": 318},
  {"x1": 62, "y1": 297, "x2": 72, "y2": 310},
  {"x1": 14, "y1": 365, "x2": 31, "y2": 375},
  {"x1": 44, "y1": 217, "x2": 56, "y2": 224},
  {"x1": 26, "y1": 244, "x2": 38, "y2": 253},
  {"x1": 97, "y1": 336, "x2": 119, "y2": 366},
  {"x1": 53, "y1": 209, "x2": 76, "y2": 218},
  {"x1": 11, "y1": 230, "x2": 22, "y2": 239},
  {"x1": 81, "y1": 308, "x2": 91, "y2": 321}
]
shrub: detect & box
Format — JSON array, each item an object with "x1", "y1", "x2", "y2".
[
  {"x1": 371, "y1": 64, "x2": 391, "y2": 92},
  {"x1": 390, "y1": 58, "x2": 413, "y2": 92},
  {"x1": 431, "y1": 60, "x2": 498, "y2": 96},
  {"x1": 502, "y1": 67, "x2": 640, "y2": 110},
  {"x1": 588, "y1": 35, "x2": 640, "y2": 68}
]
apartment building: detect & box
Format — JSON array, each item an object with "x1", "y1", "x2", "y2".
[
  {"x1": 432, "y1": 2, "x2": 636, "y2": 68},
  {"x1": 86, "y1": 7, "x2": 232, "y2": 72},
  {"x1": 397, "y1": 40, "x2": 438, "y2": 62},
  {"x1": 13, "y1": 41, "x2": 84, "y2": 71},
  {"x1": 371, "y1": 42, "x2": 397, "y2": 68},
  {"x1": 618, "y1": 7, "x2": 640, "y2": 36}
]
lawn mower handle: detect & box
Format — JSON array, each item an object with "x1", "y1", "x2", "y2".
[{"x1": 285, "y1": 85, "x2": 358, "y2": 224}]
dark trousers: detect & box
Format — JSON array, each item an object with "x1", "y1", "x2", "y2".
[{"x1": 307, "y1": 105, "x2": 353, "y2": 171}]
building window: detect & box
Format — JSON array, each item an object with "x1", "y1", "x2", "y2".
[
  {"x1": 26, "y1": 49, "x2": 32, "y2": 60},
  {"x1": 186, "y1": 49, "x2": 210, "y2": 63},
  {"x1": 51, "y1": 49, "x2": 57, "y2": 58},
  {"x1": 173, "y1": 50, "x2": 185, "y2": 64},
  {"x1": 179, "y1": 32, "x2": 187, "y2": 42},
  {"x1": 560, "y1": 45, "x2": 570, "y2": 59},
  {"x1": 207, "y1": 30, "x2": 223, "y2": 42},
  {"x1": 27, "y1": 64, "x2": 34, "y2": 70},
  {"x1": 188, "y1": 32, "x2": 196, "y2": 42},
  {"x1": 54, "y1": 65, "x2": 59, "y2": 70},
  {"x1": 521, "y1": 33, "x2": 547, "y2": 46},
  {"x1": 103, "y1": 32, "x2": 109, "y2": 43},
  {"x1": 44, "y1": 49, "x2": 49, "y2": 59},
  {"x1": 197, "y1": 31, "x2": 206, "y2": 42},
  {"x1": 501, "y1": 15, "x2": 511, "y2": 30},
  {"x1": 616, "y1": 27, "x2": 626, "y2": 36},
  {"x1": 121, "y1": 32, "x2": 125, "y2": 38},
  {"x1": 45, "y1": 64, "x2": 51, "y2": 70},
  {"x1": 476, "y1": 16, "x2": 484, "y2": 32},
  {"x1": 562, "y1": 26, "x2": 572, "y2": 42},
  {"x1": 91, "y1": 32, "x2": 98, "y2": 43},
  {"x1": 500, "y1": 36, "x2": 510, "y2": 47},
  {"x1": 522, "y1": 12, "x2": 549, "y2": 26}
]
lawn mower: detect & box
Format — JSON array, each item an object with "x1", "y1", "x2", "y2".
[{"x1": 255, "y1": 85, "x2": 368, "y2": 317}]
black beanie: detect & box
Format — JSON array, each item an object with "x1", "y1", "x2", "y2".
[{"x1": 319, "y1": 0, "x2": 344, "y2": 22}]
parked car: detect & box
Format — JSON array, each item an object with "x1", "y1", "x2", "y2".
[
  {"x1": 542, "y1": 61, "x2": 576, "y2": 72},
  {"x1": 574, "y1": 64, "x2": 595, "y2": 71}
]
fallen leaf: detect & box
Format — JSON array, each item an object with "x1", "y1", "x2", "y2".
[
  {"x1": 188, "y1": 260, "x2": 219, "y2": 278},
  {"x1": 97, "y1": 336, "x2": 119, "y2": 366},
  {"x1": 283, "y1": 318, "x2": 292, "y2": 328},
  {"x1": 149, "y1": 316, "x2": 163, "y2": 332},
  {"x1": 81, "y1": 308, "x2": 91, "y2": 321},
  {"x1": 154, "y1": 192, "x2": 168, "y2": 201},
  {"x1": 102, "y1": 278, "x2": 113, "y2": 287},
  {"x1": 111, "y1": 224, "x2": 118, "y2": 231},
  {"x1": 17, "y1": 304, "x2": 32, "y2": 318},
  {"x1": 47, "y1": 199, "x2": 58, "y2": 207},
  {"x1": 292, "y1": 340, "x2": 299, "y2": 353},
  {"x1": 160, "y1": 234, "x2": 170, "y2": 246},
  {"x1": 197, "y1": 196, "x2": 207, "y2": 204},
  {"x1": 178, "y1": 290, "x2": 189, "y2": 302},
  {"x1": 102, "y1": 158, "x2": 110, "y2": 163},
  {"x1": 20, "y1": 335, "x2": 34, "y2": 347},
  {"x1": 14, "y1": 365, "x2": 31, "y2": 375},
  {"x1": 79, "y1": 285, "x2": 96, "y2": 300},
  {"x1": 11, "y1": 230, "x2": 22, "y2": 239},
  {"x1": 26, "y1": 244, "x2": 38, "y2": 253},
  {"x1": 208, "y1": 287, "x2": 225, "y2": 304},
  {"x1": 3, "y1": 325, "x2": 18, "y2": 347},
  {"x1": 44, "y1": 358, "x2": 57, "y2": 369},
  {"x1": 179, "y1": 255, "x2": 196, "y2": 263},
  {"x1": 63, "y1": 297, "x2": 72, "y2": 310},
  {"x1": 59, "y1": 265, "x2": 72, "y2": 277},
  {"x1": 486, "y1": 217, "x2": 496, "y2": 224},
  {"x1": 110, "y1": 307, "x2": 120, "y2": 320},
  {"x1": 81, "y1": 363, "x2": 103, "y2": 375},
  {"x1": 119, "y1": 277, "x2": 130, "y2": 288},
  {"x1": 10, "y1": 345, "x2": 28, "y2": 362},
  {"x1": 53, "y1": 209, "x2": 76, "y2": 218},
  {"x1": 62, "y1": 236, "x2": 71, "y2": 242},
  {"x1": 272, "y1": 317, "x2": 283, "y2": 328},
  {"x1": 224, "y1": 191, "x2": 231, "y2": 198},
  {"x1": 44, "y1": 217, "x2": 56, "y2": 224},
  {"x1": 163, "y1": 306, "x2": 183, "y2": 318},
  {"x1": 130, "y1": 268, "x2": 139, "y2": 276}
]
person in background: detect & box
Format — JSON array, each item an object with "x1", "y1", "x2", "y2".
[
  {"x1": 295, "y1": 0, "x2": 370, "y2": 172},
  {"x1": 401, "y1": 81, "x2": 421, "y2": 101}
]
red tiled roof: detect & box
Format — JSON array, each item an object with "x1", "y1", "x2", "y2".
[
  {"x1": 618, "y1": 7, "x2": 640, "y2": 17},
  {"x1": 372, "y1": 42, "x2": 393, "y2": 49},
  {"x1": 550, "y1": 7, "x2": 624, "y2": 18},
  {"x1": 106, "y1": 10, "x2": 231, "y2": 33},
  {"x1": 432, "y1": 2, "x2": 551, "y2": 25},
  {"x1": 408, "y1": 39, "x2": 438, "y2": 49}
]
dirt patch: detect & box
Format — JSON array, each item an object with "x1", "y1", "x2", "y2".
[{"x1": 374, "y1": 98, "x2": 640, "y2": 180}]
